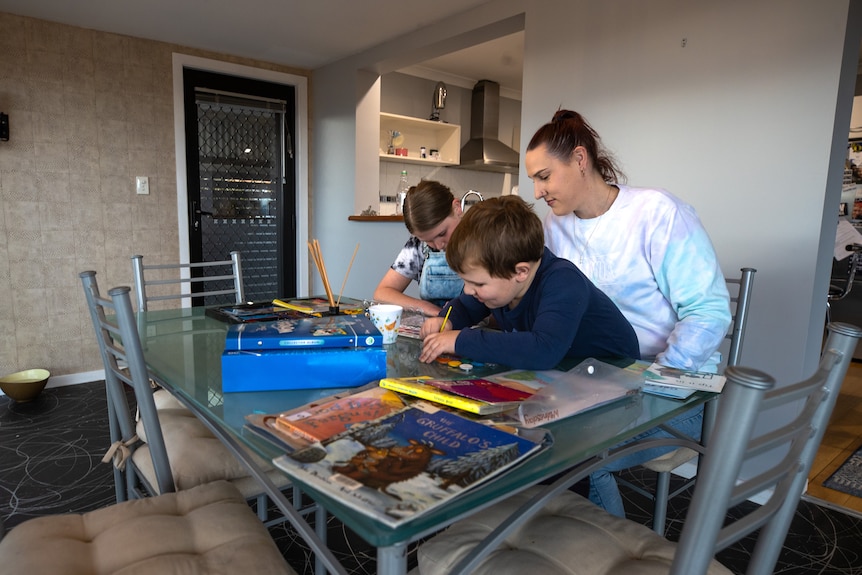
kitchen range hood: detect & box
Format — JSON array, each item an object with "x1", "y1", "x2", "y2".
[{"x1": 455, "y1": 80, "x2": 519, "y2": 174}]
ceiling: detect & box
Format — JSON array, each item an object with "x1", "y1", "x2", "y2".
[
  {"x1": 400, "y1": 32, "x2": 523, "y2": 97},
  {"x1": 0, "y1": 0, "x2": 523, "y2": 95}
]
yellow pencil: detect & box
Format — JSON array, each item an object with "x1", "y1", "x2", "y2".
[{"x1": 440, "y1": 305, "x2": 453, "y2": 332}]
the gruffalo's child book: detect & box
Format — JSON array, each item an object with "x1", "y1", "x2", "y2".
[{"x1": 272, "y1": 402, "x2": 548, "y2": 527}]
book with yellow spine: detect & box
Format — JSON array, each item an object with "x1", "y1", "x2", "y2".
[{"x1": 379, "y1": 376, "x2": 523, "y2": 415}]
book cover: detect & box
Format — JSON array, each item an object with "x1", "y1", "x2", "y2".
[
  {"x1": 425, "y1": 377, "x2": 534, "y2": 404},
  {"x1": 221, "y1": 347, "x2": 388, "y2": 392},
  {"x1": 641, "y1": 382, "x2": 697, "y2": 400},
  {"x1": 273, "y1": 387, "x2": 407, "y2": 443},
  {"x1": 379, "y1": 377, "x2": 522, "y2": 415},
  {"x1": 271, "y1": 402, "x2": 547, "y2": 528},
  {"x1": 485, "y1": 360, "x2": 642, "y2": 428},
  {"x1": 224, "y1": 314, "x2": 383, "y2": 351},
  {"x1": 643, "y1": 362, "x2": 726, "y2": 393}
]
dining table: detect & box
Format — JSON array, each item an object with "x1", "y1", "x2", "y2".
[{"x1": 137, "y1": 303, "x2": 714, "y2": 575}]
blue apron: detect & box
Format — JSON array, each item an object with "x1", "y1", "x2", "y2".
[{"x1": 418, "y1": 246, "x2": 464, "y2": 307}]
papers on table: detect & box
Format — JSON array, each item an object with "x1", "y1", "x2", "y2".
[{"x1": 641, "y1": 362, "x2": 726, "y2": 399}]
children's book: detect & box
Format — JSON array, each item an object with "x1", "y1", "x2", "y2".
[
  {"x1": 379, "y1": 376, "x2": 523, "y2": 415},
  {"x1": 245, "y1": 386, "x2": 409, "y2": 448},
  {"x1": 271, "y1": 402, "x2": 548, "y2": 528},
  {"x1": 224, "y1": 314, "x2": 383, "y2": 351},
  {"x1": 272, "y1": 387, "x2": 407, "y2": 443},
  {"x1": 273, "y1": 297, "x2": 365, "y2": 316},
  {"x1": 641, "y1": 381, "x2": 697, "y2": 400},
  {"x1": 425, "y1": 377, "x2": 534, "y2": 403},
  {"x1": 221, "y1": 346, "x2": 388, "y2": 392},
  {"x1": 643, "y1": 362, "x2": 726, "y2": 395},
  {"x1": 484, "y1": 359, "x2": 643, "y2": 428},
  {"x1": 619, "y1": 360, "x2": 697, "y2": 399}
]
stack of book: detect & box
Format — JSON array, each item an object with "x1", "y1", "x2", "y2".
[
  {"x1": 221, "y1": 313, "x2": 387, "y2": 392},
  {"x1": 247, "y1": 387, "x2": 549, "y2": 528},
  {"x1": 641, "y1": 362, "x2": 726, "y2": 399}
]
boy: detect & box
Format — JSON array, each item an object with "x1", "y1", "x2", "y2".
[{"x1": 419, "y1": 196, "x2": 639, "y2": 369}]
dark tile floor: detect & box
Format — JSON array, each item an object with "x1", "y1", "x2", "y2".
[{"x1": 2, "y1": 381, "x2": 862, "y2": 574}]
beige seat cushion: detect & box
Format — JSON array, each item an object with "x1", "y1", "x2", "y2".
[
  {"x1": 0, "y1": 480, "x2": 296, "y2": 575},
  {"x1": 413, "y1": 486, "x2": 733, "y2": 575},
  {"x1": 641, "y1": 447, "x2": 698, "y2": 473},
  {"x1": 134, "y1": 406, "x2": 291, "y2": 497},
  {"x1": 152, "y1": 387, "x2": 187, "y2": 410}
]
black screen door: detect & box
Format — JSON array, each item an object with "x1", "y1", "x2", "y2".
[{"x1": 183, "y1": 69, "x2": 297, "y2": 304}]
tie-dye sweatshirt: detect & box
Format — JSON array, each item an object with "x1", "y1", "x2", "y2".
[{"x1": 544, "y1": 185, "x2": 730, "y2": 371}]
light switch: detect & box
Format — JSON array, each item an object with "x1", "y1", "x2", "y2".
[{"x1": 136, "y1": 176, "x2": 149, "y2": 195}]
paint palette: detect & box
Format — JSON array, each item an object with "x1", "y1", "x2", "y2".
[{"x1": 435, "y1": 354, "x2": 485, "y2": 372}]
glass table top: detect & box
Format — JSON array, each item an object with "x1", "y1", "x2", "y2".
[{"x1": 139, "y1": 305, "x2": 712, "y2": 547}]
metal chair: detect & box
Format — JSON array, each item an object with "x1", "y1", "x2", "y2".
[
  {"x1": 131, "y1": 251, "x2": 245, "y2": 311},
  {"x1": 619, "y1": 267, "x2": 757, "y2": 535},
  {"x1": 79, "y1": 271, "x2": 290, "y2": 510},
  {"x1": 413, "y1": 322, "x2": 862, "y2": 575},
  {"x1": 827, "y1": 245, "x2": 862, "y2": 323}
]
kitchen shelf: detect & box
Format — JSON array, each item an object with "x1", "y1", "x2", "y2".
[
  {"x1": 380, "y1": 112, "x2": 461, "y2": 166},
  {"x1": 348, "y1": 215, "x2": 403, "y2": 222}
]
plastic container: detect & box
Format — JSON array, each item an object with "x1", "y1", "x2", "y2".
[{"x1": 395, "y1": 170, "x2": 410, "y2": 216}]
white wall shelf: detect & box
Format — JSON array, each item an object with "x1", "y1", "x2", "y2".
[{"x1": 380, "y1": 112, "x2": 461, "y2": 166}]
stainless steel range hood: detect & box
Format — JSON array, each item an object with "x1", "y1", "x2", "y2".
[{"x1": 455, "y1": 80, "x2": 519, "y2": 174}]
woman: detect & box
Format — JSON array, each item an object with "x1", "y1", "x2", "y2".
[
  {"x1": 525, "y1": 109, "x2": 731, "y2": 517},
  {"x1": 373, "y1": 180, "x2": 465, "y2": 317}
]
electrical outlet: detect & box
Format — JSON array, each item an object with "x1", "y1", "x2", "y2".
[{"x1": 136, "y1": 176, "x2": 149, "y2": 195}]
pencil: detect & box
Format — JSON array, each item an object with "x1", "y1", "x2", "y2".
[
  {"x1": 440, "y1": 305, "x2": 453, "y2": 332},
  {"x1": 336, "y1": 243, "x2": 360, "y2": 307}
]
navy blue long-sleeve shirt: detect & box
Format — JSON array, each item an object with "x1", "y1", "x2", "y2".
[{"x1": 445, "y1": 247, "x2": 640, "y2": 369}]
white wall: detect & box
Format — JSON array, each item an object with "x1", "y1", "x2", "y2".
[
  {"x1": 523, "y1": 0, "x2": 860, "y2": 386},
  {"x1": 313, "y1": 0, "x2": 861, "y2": 391}
]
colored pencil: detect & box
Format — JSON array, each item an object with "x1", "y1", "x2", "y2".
[{"x1": 440, "y1": 305, "x2": 453, "y2": 332}]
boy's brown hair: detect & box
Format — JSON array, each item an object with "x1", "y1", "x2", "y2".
[{"x1": 446, "y1": 195, "x2": 544, "y2": 279}]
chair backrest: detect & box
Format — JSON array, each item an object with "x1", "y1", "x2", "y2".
[
  {"x1": 131, "y1": 251, "x2": 245, "y2": 311},
  {"x1": 828, "y1": 249, "x2": 861, "y2": 302},
  {"x1": 725, "y1": 267, "x2": 757, "y2": 368},
  {"x1": 79, "y1": 271, "x2": 176, "y2": 498},
  {"x1": 670, "y1": 321, "x2": 862, "y2": 575}
]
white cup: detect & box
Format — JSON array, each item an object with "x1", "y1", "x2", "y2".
[{"x1": 368, "y1": 304, "x2": 403, "y2": 344}]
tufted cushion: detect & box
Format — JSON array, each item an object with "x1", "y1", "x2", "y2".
[
  {"x1": 413, "y1": 486, "x2": 733, "y2": 575},
  {"x1": 134, "y1": 407, "x2": 291, "y2": 497},
  {"x1": 0, "y1": 480, "x2": 296, "y2": 575},
  {"x1": 641, "y1": 447, "x2": 698, "y2": 473},
  {"x1": 152, "y1": 388, "x2": 187, "y2": 410}
]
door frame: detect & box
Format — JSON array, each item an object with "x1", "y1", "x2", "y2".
[{"x1": 171, "y1": 53, "x2": 309, "y2": 296}]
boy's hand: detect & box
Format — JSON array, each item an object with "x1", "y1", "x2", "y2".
[
  {"x1": 420, "y1": 316, "x2": 447, "y2": 338},
  {"x1": 419, "y1": 331, "x2": 459, "y2": 363}
]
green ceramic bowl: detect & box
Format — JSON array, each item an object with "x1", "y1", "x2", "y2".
[{"x1": 0, "y1": 369, "x2": 50, "y2": 402}]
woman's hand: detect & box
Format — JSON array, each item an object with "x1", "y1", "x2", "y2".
[{"x1": 419, "y1": 330, "x2": 459, "y2": 363}]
